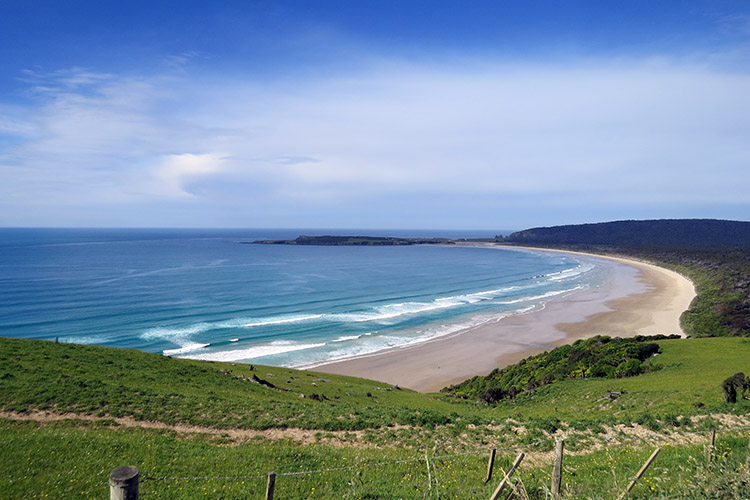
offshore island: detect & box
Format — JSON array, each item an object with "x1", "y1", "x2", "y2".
[{"x1": 248, "y1": 234, "x2": 459, "y2": 245}]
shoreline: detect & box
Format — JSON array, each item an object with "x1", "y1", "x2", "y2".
[{"x1": 314, "y1": 246, "x2": 696, "y2": 393}]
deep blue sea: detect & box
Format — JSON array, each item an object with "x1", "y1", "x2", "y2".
[{"x1": 0, "y1": 228, "x2": 615, "y2": 368}]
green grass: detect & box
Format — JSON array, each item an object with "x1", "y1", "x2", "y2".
[
  {"x1": 2, "y1": 418, "x2": 748, "y2": 499},
  {"x1": 2, "y1": 336, "x2": 750, "y2": 498},
  {"x1": 1, "y1": 335, "x2": 749, "y2": 440},
  {"x1": 484, "y1": 337, "x2": 750, "y2": 422},
  {"x1": 0, "y1": 336, "x2": 491, "y2": 431}
]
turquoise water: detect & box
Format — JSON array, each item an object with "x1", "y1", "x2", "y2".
[{"x1": 0, "y1": 228, "x2": 613, "y2": 367}]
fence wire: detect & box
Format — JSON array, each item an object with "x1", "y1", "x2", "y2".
[
  {"x1": 139, "y1": 438, "x2": 552, "y2": 483},
  {"x1": 135, "y1": 425, "x2": 750, "y2": 486}
]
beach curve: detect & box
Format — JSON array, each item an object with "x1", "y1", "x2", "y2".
[{"x1": 314, "y1": 246, "x2": 696, "y2": 393}]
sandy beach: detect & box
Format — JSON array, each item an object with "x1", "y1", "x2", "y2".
[{"x1": 315, "y1": 247, "x2": 696, "y2": 392}]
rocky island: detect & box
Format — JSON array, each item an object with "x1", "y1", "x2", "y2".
[{"x1": 248, "y1": 235, "x2": 459, "y2": 245}]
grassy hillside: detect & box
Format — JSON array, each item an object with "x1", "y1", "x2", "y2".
[
  {"x1": 2, "y1": 336, "x2": 749, "y2": 498},
  {"x1": 0, "y1": 336, "x2": 482, "y2": 432},
  {"x1": 464, "y1": 337, "x2": 750, "y2": 422},
  {"x1": 2, "y1": 336, "x2": 749, "y2": 431}
]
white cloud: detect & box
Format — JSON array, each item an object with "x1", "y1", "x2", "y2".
[
  {"x1": 1, "y1": 58, "x2": 749, "y2": 226},
  {"x1": 153, "y1": 153, "x2": 226, "y2": 197}
]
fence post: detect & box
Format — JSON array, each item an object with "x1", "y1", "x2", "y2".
[
  {"x1": 618, "y1": 448, "x2": 660, "y2": 500},
  {"x1": 265, "y1": 471, "x2": 276, "y2": 500},
  {"x1": 109, "y1": 466, "x2": 139, "y2": 500},
  {"x1": 551, "y1": 439, "x2": 564, "y2": 499},
  {"x1": 745, "y1": 435, "x2": 750, "y2": 477},
  {"x1": 488, "y1": 452, "x2": 524, "y2": 500},
  {"x1": 484, "y1": 448, "x2": 497, "y2": 483},
  {"x1": 707, "y1": 429, "x2": 716, "y2": 465}
]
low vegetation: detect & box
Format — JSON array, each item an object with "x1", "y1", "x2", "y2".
[
  {"x1": 443, "y1": 335, "x2": 678, "y2": 403},
  {"x1": 721, "y1": 372, "x2": 749, "y2": 403}
]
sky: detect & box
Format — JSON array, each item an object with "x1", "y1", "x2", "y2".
[{"x1": 1, "y1": 1, "x2": 749, "y2": 231}]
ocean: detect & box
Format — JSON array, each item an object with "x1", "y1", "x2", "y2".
[{"x1": 0, "y1": 228, "x2": 627, "y2": 368}]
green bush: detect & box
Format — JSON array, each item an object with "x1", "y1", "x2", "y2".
[
  {"x1": 445, "y1": 335, "x2": 672, "y2": 403},
  {"x1": 635, "y1": 412, "x2": 661, "y2": 432},
  {"x1": 721, "y1": 372, "x2": 748, "y2": 403}
]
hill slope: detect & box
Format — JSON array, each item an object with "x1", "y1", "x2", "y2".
[
  {"x1": 2, "y1": 335, "x2": 748, "y2": 431},
  {"x1": 2, "y1": 336, "x2": 750, "y2": 499}
]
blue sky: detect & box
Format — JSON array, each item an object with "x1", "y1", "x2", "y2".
[{"x1": 1, "y1": 1, "x2": 749, "y2": 230}]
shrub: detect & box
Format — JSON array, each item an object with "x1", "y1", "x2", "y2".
[
  {"x1": 635, "y1": 412, "x2": 661, "y2": 432},
  {"x1": 445, "y1": 335, "x2": 669, "y2": 403},
  {"x1": 721, "y1": 372, "x2": 748, "y2": 403},
  {"x1": 615, "y1": 359, "x2": 642, "y2": 377}
]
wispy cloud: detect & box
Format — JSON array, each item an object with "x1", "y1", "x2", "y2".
[
  {"x1": 1, "y1": 57, "x2": 749, "y2": 227},
  {"x1": 715, "y1": 13, "x2": 750, "y2": 37}
]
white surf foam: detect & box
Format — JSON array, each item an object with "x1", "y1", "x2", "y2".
[
  {"x1": 299, "y1": 310, "x2": 523, "y2": 369},
  {"x1": 141, "y1": 323, "x2": 214, "y2": 340},
  {"x1": 242, "y1": 314, "x2": 323, "y2": 328},
  {"x1": 182, "y1": 341, "x2": 326, "y2": 362},
  {"x1": 57, "y1": 335, "x2": 110, "y2": 345},
  {"x1": 546, "y1": 264, "x2": 593, "y2": 281},
  {"x1": 324, "y1": 287, "x2": 512, "y2": 324},
  {"x1": 331, "y1": 334, "x2": 363, "y2": 342},
  {"x1": 497, "y1": 285, "x2": 582, "y2": 304},
  {"x1": 163, "y1": 343, "x2": 211, "y2": 356}
]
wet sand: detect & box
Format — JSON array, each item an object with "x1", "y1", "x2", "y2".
[{"x1": 315, "y1": 247, "x2": 696, "y2": 392}]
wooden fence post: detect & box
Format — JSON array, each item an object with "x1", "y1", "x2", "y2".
[
  {"x1": 109, "y1": 466, "x2": 139, "y2": 500},
  {"x1": 707, "y1": 429, "x2": 716, "y2": 465},
  {"x1": 551, "y1": 439, "x2": 564, "y2": 499},
  {"x1": 488, "y1": 452, "x2": 524, "y2": 500},
  {"x1": 745, "y1": 435, "x2": 750, "y2": 477},
  {"x1": 265, "y1": 471, "x2": 276, "y2": 500},
  {"x1": 618, "y1": 448, "x2": 660, "y2": 500},
  {"x1": 484, "y1": 448, "x2": 497, "y2": 483}
]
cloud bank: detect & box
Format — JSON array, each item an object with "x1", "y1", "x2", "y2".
[{"x1": 1, "y1": 57, "x2": 749, "y2": 228}]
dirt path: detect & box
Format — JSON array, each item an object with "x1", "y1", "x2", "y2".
[
  {"x1": 0, "y1": 410, "x2": 369, "y2": 447},
  {"x1": 3, "y1": 410, "x2": 747, "y2": 458}
]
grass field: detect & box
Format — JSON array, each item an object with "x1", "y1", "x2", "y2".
[
  {"x1": 1, "y1": 335, "x2": 749, "y2": 498},
  {"x1": 1, "y1": 414, "x2": 748, "y2": 499}
]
